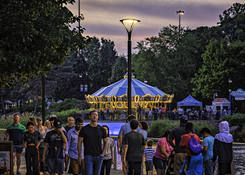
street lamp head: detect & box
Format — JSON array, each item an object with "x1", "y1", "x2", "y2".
[
  {"x1": 177, "y1": 10, "x2": 184, "y2": 15},
  {"x1": 120, "y1": 18, "x2": 140, "y2": 33}
]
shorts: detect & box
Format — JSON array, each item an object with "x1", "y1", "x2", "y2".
[
  {"x1": 70, "y1": 158, "x2": 80, "y2": 175},
  {"x1": 153, "y1": 156, "x2": 167, "y2": 170},
  {"x1": 218, "y1": 163, "x2": 231, "y2": 175},
  {"x1": 47, "y1": 158, "x2": 64, "y2": 174},
  {"x1": 13, "y1": 145, "x2": 24, "y2": 153},
  {"x1": 145, "y1": 161, "x2": 153, "y2": 171}
]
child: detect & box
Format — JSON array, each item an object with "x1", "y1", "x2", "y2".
[
  {"x1": 200, "y1": 128, "x2": 214, "y2": 175},
  {"x1": 143, "y1": 139, "x2": 155, "y2": 175}
]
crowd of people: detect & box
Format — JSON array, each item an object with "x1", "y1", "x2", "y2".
[
  {"x1": 96, "y1": 106, "x2": 229, "y2": 122},
  {"x1": 117, "y1": 114, "x2": 233, "y2": 175},
  {"x1": 3, "y1": 111, "x2": 234, "y2": 175}
]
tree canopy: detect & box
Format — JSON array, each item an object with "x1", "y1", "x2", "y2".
[
  {"x1": 132, "y1": 3, "x2": 245, "y2": 103},
  {"x1": 0, "y1": 0, "x2": 84, "y2": 87}
]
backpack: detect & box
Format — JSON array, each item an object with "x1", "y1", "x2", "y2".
[{"x1": 189, "y1": 135, "x2": 202, "y2": 155}]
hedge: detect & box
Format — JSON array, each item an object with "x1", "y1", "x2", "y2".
[
  {"x1": 0, "y1": 113, "x2": 34, "y2": 129},
  {"x1": 50, "y1": 108, "x2": 82, "y2": 123},
  {"x1": 222, "y1": 114, "x2": 245, "y2": 142},
  {"x1": 148, "y1": 120, "x2": 218, "y2": 138}
]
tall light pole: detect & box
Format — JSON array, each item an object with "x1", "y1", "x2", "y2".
[
  {"x1": 176, "y1": 10, "x2": 184, "y2": 34},
  {"x1": 78, "y1": 0, "x2": 81, "y2": 34},
  {"x1": 120, "y1": 18, "x2": 140, "y2": 115}
]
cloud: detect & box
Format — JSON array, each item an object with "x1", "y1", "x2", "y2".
[{"x1": 67, "y1": 0, "x2": 243, "y2": 54}]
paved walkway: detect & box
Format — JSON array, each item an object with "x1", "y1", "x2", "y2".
[{"x1": 18, "y1": 155, "x2": 123, "y2": 175}]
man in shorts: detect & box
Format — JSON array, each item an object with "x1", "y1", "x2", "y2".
[
  {"x1": 4, "y1": 113, "x2": 26, "y2": 175},
  {"x1": 43, "y1": 119, "x2": 67, "y2": 175}
]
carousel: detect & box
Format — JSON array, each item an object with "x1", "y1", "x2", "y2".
[{"x1": 86, "y1": 75, "x2": 174, "y2": 111}]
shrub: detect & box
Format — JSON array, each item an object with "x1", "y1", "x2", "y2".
[
  {"x1": 221, "y1": 114, "x2": 245, "y2": 142},
  {"x1": 148, "y1": 120, "x2": 179, "y2": 137},
  {"x1": 0, "y1": 112, "x2": 34, "y2": 129},
  {"x1": 49, "y1": 98, "x2": 83, "y2": 112},
  {"x1": 221, "y1": 114, "x2": 245, "y2": 126},
  {"x1": 148, "y1": 120, "x2": 218, "y2": 138},
  {"x1": 50, "y1": 108, "x2": 81, "y2": 123},
  {"x1": 21, "y1": 103, "x2": 42, "y2": 113}
]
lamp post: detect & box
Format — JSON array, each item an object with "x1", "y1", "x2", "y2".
[
  {"x1": 176, "y1": 10, "x2": 184, "y2": 34},
  {"x1": 78, "y1": 0, "x2": 81, "y2": 34},
  {"x1": 120, "y1": 18, "x2": 140, "y2": 115}
]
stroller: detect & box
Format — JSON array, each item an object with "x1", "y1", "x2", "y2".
[{"x1": 165, "y1": 152, "x2": 175, "y2": 175}]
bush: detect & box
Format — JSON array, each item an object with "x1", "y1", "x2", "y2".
[
  {"x1": 50, "y1": 108, "x2": 82, "y2": 123},
  {"x1": 49, "y1": 98, "x2": 84, "y2": 112},
  {"x1": 221, "y1": 114, "x2": 245, "y2": 126},
  {"x1": 148, "y1": 120, "x2": 179, "y2": 137},
  {"x1": 0, "y1": 112, "x2": 34, "y2": 129},
  {"x1": 221, "y1": 114, "x2": 245, "y2": 142},
  {"x1": 21, "y1": 103, "x2": 42, "y2": 113},
  {"x1": 148, "y1": 120, "x2": 218, "y2": 138}
]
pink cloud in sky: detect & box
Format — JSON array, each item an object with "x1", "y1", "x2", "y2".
[{"x1": 67, "y1": 0, "x2": 244, "y2": 55}]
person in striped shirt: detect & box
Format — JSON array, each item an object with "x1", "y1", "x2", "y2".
[{"x1": 143, "y1": 139, "x2": 155, "y2": 175}]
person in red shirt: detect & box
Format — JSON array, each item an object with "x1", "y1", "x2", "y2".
[
  {"x1": 180, "y1": 123, "x2": 200, "y2": 156},
  {"x1": 180, "y1": 122, "x2": 203, "y2": 175}
]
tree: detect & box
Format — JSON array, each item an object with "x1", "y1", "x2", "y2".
[
  {"x1": 0, "y1": 0, "x2": 84, "y2": 87},
  {"x1": 133, "y1": 25, "x2": 216, "y2": 101},
  {"x1": 218, "y1": 3, "x2": 245, "y2": 42},
  {"x1": 192, "y1": 40, "x2": 245, "y2": 101},
  {"x1": 109, "y1": 56, "x2": 127, "y2": 83},
  {"x1": 73, "y1": 37, "x2": 120, "y2": 93}
]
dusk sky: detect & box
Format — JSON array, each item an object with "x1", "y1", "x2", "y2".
[{"x1": 68, "y1": 0, "x2": 244, "y2": 55}]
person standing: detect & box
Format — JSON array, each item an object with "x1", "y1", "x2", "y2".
[
  {"x1": 77, "y1": 110, "x2": 108, "y2": 175},
  {"x1": 169, "y1": 115, "x2": 187, "y2": 175},
  {"x1": 100, "y1": 125, "x2": 114, "y2": 175},
  {"x1": 139, "y1": 121, "x2": 148, "y2": 141},
  {"x1": 212, "y1": 121, "x2": 233, "y2": 175},
  {"x1": 64, "y1": 116, "x2": 75, "y2": 172},
  {"x1": 67, "y1": 118, "x2": 85, "y2": 175},
  {"x1": 36, "y1": 117, "x2": 48, "y2": 174},
  {"x1": 4, "y1": 113, "x2": 26, "y2": 175},
  {"x1": 43, "y1": 119, "x2": 67, "y2": 175},
  {"x1": 200, "y1": 128, "x2": 214, "y2": 175},
  {"x1": 65, "y1": 116, "x2": 75, "y2": 132},
  {"x1": 153, "y1": 131, "x2": 173, "y2": 175},
  {"x1": 24, "y1": 122, "x2": 41, "y2": 175},
  {"x1": 143, "y1": 140, "x2": 155, "y2": 175},
  {"x1": 180, "y1": 122, "x2": 203, "y2": 175},
  {"x1": 118, "y1": 115, "x2": 139, "y2": 175},
  {"x1": 123, "y1": 119, "x2": 145, "y2": 175}
]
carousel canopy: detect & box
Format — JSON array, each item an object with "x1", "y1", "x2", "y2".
[
  {"x1": 91, "y1": 76, "x2": 168, "y2": 97},
  {"x1": 177, "y1": 95, "x2": 202, "y2": 107}
]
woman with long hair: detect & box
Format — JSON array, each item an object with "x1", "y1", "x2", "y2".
[
  {"x1": 36, "y1": 117, "x2": 48, "y2": 174},
  {"x1": 101, "y1": 125, "x2": 114, "y2": 175}
]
